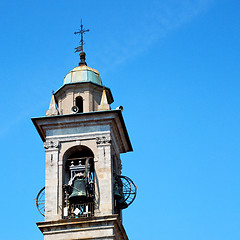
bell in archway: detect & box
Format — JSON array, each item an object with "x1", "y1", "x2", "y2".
[{"x1": 69, "y1": 177, "x2": 87, "y2": 202}]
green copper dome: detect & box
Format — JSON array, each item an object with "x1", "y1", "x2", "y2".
[{"x1": 63, "y1": 65, "x2": 102, "y2": 86}]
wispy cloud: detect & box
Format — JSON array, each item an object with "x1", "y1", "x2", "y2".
[
  {"x1": 91, "y1": 0, "x2": 214, "y2": 74},
  {"x1": 151, "y1": 0, "x2": 214, "y2": 30},
  {"x1": 0, "y1": 96, "x2": 49, "y2": 138},
  {"x1": 0, "y1": 1, "x2": 215, "y2": 137}
]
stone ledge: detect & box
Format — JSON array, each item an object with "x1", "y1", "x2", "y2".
[{"x1": 37, "y1": 215, "x2": 128, "y2": 240}]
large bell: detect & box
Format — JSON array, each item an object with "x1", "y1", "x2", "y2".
[
  {"x1": 114, "y1": 179, "x2": 123, "y2": 200},
  {"x1": 69, "y1": 177, "x2": 87, "y2": 202}
]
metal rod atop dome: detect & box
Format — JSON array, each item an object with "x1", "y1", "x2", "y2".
[{"x1": 74, "y1": 19, "x2": 90, "y2": 53}]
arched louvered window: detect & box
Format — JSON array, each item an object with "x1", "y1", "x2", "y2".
[{"x1": 76, "y1": 96, "x2": 83, "y2": 113}]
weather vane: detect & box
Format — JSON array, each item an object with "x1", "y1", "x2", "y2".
[{"x1": 74, "y1": 19, "x2": 90, "y2": 53}]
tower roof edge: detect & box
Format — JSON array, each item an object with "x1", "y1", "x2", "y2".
[{"x1": 31, "y1": 109, "x2": 133, "y2": 153}]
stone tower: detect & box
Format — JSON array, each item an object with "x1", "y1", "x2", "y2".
[{"x1": 33, "y1": 51, "x2": 136, "y2": 240}]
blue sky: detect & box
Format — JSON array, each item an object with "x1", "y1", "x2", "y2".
[{"x1": 0, "y1": 0, "x2": 240, "y2": 239}]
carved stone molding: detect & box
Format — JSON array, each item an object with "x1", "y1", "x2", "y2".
[
  {"x1": 44, "y1": 140, "x2": 60, "y2": 149},
  {"x1": 96, "y1": 136, "x2": 111, "y2": 145}
]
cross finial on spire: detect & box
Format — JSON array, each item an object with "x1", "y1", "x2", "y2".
[{"x1": 74, "y1": 19, "x2": 90, "y2": 53}]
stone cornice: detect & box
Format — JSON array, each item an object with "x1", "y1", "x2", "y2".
[
  {"x1": 32, "y1": 110, "x2": 132, "y2": 153},
  {"x1": 37, "y1": 215, "x2": 128, "y2": 240}
]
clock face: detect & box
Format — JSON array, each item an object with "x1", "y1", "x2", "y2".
[{"x1": 36, "y1": 187, "x2": 45, "y2": 216}]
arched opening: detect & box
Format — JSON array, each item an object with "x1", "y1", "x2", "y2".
[
  {"x1": 75, "y1": 96, "x2": 83, "y2": 113},
  {"x1": 63, "y1": 146, "x2": 94, "y2": 183},
  {"x1": 63, "y1": 145, "x2": 94, "y2": 219}
]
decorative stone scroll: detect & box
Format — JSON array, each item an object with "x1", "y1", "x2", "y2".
[
  {"x1": 96, "y1": 136, "x2": 111, "y2": 145},
  {"x1": 44, "y1": 140, "x2": 60, "y2": 149}
]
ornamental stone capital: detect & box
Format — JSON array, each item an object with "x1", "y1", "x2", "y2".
[
  {"x1": 96, "y1": 136, "x2": 111, "y2": 145},
  {"x1": 44, "y1": 140, "x2": 60, "y2": 149}
]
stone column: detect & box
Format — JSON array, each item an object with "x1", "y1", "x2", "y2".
[
  {"x1": 95, "y1": 136, "x2": 113, "y2": 216},
  {"x1": 44, "y1": 140, "x2": 60, "y2": 221},
  {"x1": 84, "y1": 90, "x2": 91, "y2": 112}
]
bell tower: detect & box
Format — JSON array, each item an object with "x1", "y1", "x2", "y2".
[{"x1": 33, "y1": 24, "x2": 136, "y2": 240}]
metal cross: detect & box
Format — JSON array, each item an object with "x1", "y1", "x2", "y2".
[{"x1": 74, "y1": 19, "x2": 90, "y2": 53}]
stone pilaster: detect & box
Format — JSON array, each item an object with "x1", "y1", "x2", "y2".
[
  {"x1": 44, "y1": 140, "x2": 60, "y2": 221},
  {"x1": 95, "y1": 136, "x2": 113, "y2": 216}
]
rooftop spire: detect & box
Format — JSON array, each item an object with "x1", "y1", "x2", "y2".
[
  {"x1": 74, "y1": 19, "x2": 90, "y2": 66},
  {"x1": 99, "y1": 88, "x2": 111, "y2": 111},
  {"x1": 46, "y1": 92, "x2": 59, "y2": 116}
]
